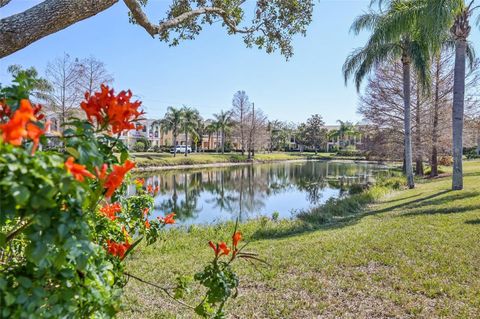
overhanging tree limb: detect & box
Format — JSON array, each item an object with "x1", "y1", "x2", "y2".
[
  {"x1": 0, "y1": 0, "x2": 12, "y2": 8},
  {"x1": 123, "y1": 0, "x2": 256, "y2": 37},
  {"x1": 0, "y1": 0, "x2": 119, "y2": 58},
  {"x1": 0, "y1": 0, "x2": 257, "y2": 58},
  {"x1": 0, "y1": 0, "x2": 313, "y2": 59}
]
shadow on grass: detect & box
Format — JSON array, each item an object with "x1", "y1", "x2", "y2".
[
  {"x1": 400, "y1": 204, "x2": 480, "y2": 217},
  {"x1": 380, "y1": 193, "x2": 423, "y2": 204},
  {"x1": 406, "y1": 191, "x2": 480, "y2": 209},
  {"x1": 370, "y1": 190, "x2": 452, "y2": 214},
  {"x1": 252, "y1": 188, "x2": 480, "y2": 241},
  {"x1": 251, "y1": 216, "x2": 363, "y2": 241},
  {"x1": 462, "y1": 171, "x2": 480, "y2": 178},
  {"x1": 465, "y1": 219, "x2": 480, "y2": 225}
]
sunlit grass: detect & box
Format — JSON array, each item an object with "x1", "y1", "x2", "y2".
[
  {"x1": 121, "y1": 161, "x2": 480, "y2": 318},
  {"x1": 131, "y1": 152, "x2": 336, "y2": 168}
]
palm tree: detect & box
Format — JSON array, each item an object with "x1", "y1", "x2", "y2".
[
  {"x1": 181, "y1": 106, "x2": 200, "y2": 157},
  {"x1": 161, "y1": 106, "x2": 183, "y2": 157},
  {"x1": 194, "y1": 119, "x2": 205, "y2": 152},
  {"x1": 343, "y1": 5, "x2": 429, "y2": 189},
  {"x1": 214, "y1": 110, "x2": 233, "y2": 154},
  {"x1": 414, "y1": 0, "x2": 478, "y2": 189},
  {"x1": 330, "y1": 120, "x2": 360, "y2": 149},
  {"x1": 371, "y1": 0, "x2": 480, "y2": 189},
  {"x1": 205, "y1": 121, "x2": 218, "y2": 151}
]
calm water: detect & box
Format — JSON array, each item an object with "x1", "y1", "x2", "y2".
[{"x1": 130, "y1": 161, "x2": 389, "y2": 225}]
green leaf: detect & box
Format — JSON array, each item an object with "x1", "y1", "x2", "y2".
[
  {"x1": 66, "y1": 147, "x2": 80, "y2": 158},
  {"x1": 195, "y1": 301, "x2": 214, "y2": 318},
  {"x1": 5, "y1": 292, "x2": 15, "y2": 306},
  {"x1": 11, "y1": 185, "x2": 30, "y2": 206},
  {"x1": 120, "y1": 150, "x2": 129, "y2": 163},
  {"x1": 122, "y1": 235, "x2": 144, "y2": 260},
  {"x1": 17, "y1": 276, "x2": 32, "y2": 289}
]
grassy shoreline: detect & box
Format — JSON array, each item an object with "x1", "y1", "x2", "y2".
[
  {"x1": 122, "y1": 161, "x2": 480, "y2": 318},
  {"x1": 131, "y1": 152, "x2": 370, "y2": 170}
]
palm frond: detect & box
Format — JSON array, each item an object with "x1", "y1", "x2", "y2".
[{"x1": 350, "y1": 11, "x2": 382, "y2": 35}]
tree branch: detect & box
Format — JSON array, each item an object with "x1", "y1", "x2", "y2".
[
  {"x1": 0, "y1": 0, "x2": 118, "y2": 58},
  {"x1": 6, "y1": 218, "x2": 33, "y2": 243},
  {"x1": 124, "y1": 272, "x2": 196, "y2": 311},
  {"x1": 0, "y1": 0, "x2": 12, "y2": 8},
  {"x1": 123, "y1": 0, "x2": 257, "y2": 37}
]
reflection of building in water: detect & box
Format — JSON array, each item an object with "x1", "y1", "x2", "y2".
[{"x1": 323, "y1": 161, "x2": 374, "y2": 187}]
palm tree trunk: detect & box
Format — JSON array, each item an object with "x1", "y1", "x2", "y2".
[
  {"x1": 431, "y1": 55, "x2": 440, "y2": 177},
  {"x1": 221, "y1": 129, "x2": 225, "y2": 154},
  {"x1": 173, "y1": 133, "x2": 177, "y2": 157},
  {"x1": 452, "y1": 38, "x2": 467, "y2": 190},
  {"x1": 415, "y1": 82, "x2": 424, "y2": 176},
  {"x1": 402, "y1": 56, "x2": 415, "y2": 189},
  {"x1": 185, "y1": 129, "x2": 188, "y2": 157}
]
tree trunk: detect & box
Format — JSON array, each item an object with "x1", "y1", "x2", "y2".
[
  {"x1": 430, "y1": 55, "x2": 441, "y2": 177},
  {"x1": 250, "y1": 103, "x2": 255, "y2": 159},
  {"x1": 477, "y1": 131, "x2": 480, "y2": 156},
  {"x1": 415, "y1": 82, "x2": 424, "y2": 176},
  {"x1": 452, "y1": 38, "x2": 467, "y2": 190},
  {"x1": 173, "y1": 133, "x2": 177, "y2": 157},
  {"x1": 184, "y1": 130, "x2": 188, "y2": 157},
  {"x1": 240, "y1": 112, "x2": 245, "y2": 156},
  {"x1": 221, "y1": 129, "x2": 225, "y2": 154},
  {"x1": 402, "y1": 56, "x2": 415, "y2": 189},
  {"x1": 0, "y1": 0, "x2": 118, "y2": 58}
]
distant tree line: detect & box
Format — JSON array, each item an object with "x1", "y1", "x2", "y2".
[{"x1": 156, "y1": 90, "x2": 361, "y2": 159}]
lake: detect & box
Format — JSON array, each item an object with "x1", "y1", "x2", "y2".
[{"x1": 130, "y1": 160, "x2": 389, "y2": 225}]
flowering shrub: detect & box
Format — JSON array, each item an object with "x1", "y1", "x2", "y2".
[{"x1": 0, "y1": 73, "x2": 259, "y2": 318}]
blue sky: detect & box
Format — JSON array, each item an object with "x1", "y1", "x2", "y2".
[{"x1": 2, "y1": 1, "x2": 480, "y2": 124}]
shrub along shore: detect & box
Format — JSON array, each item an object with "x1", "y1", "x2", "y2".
[{"x1": 122, "y1": 161, "x2": 480, "y2": 318}]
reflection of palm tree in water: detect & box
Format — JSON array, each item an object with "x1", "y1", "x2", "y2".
[
  {"x1": 156, "y1": 173, "x2": 202, "y2": 221},
  {"x1": 205, "y1": 166, "x2": 267, "y2": 221},
  {"x1": 207, "y1": 169, "x2": 237, "y2": 215},
  {"x1": 295, "y1": 161, "x2": 328, "y2": 205},
  {"x1": 147, "y1": 161, "x2": 382, "y2": 223}
]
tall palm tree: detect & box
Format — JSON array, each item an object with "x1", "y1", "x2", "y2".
[
  {"x1": 343, "y1": 4, "x2": 429, "y2": 189},
  {"x1": 214, "y1": 110, "x2": 234, "y2": 154},
  {"x1": 371, "y1": 0, "x2": 479, "y2": 189},
  {"x1": 181, "y1": 106, "x2": 200, "y2": 157},
  {"x1": 416, "y1": 0, "x2": 478, "y2": 189},
  {"x1": 161, "y1": 106, "x2": 183, "y2": 157}
]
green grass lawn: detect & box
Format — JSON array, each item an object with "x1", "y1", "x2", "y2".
[
  {"x1": 121, "y1": 161, "x2": 480, "y2": 318},
  {"x1": 131, "y1": 152, "x2": 336, "y2": 168}
]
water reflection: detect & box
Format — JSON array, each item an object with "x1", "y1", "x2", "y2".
[{"x1": 130, "y1": 161, "x2": 387, "y2": 225}]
